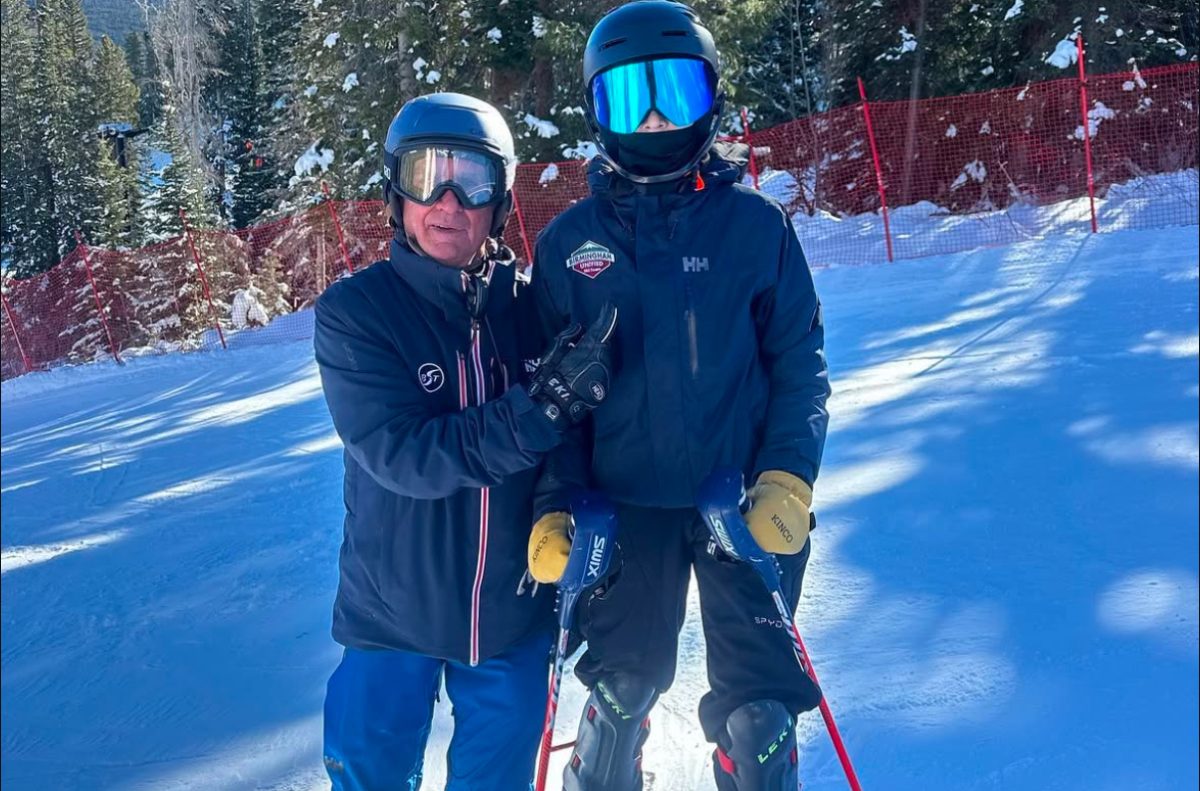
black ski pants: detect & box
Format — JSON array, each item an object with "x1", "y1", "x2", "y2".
[{"x1": 573, "y1": 502, "x2": 823, "y2": 743}]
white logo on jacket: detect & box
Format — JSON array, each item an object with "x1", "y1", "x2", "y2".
[{"x1": 418, "y1": 363, "x2": 445, "y2": 393}]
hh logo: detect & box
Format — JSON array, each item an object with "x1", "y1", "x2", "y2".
[
  {"x1": 567, "y1": 241, "x2": 616, "y2": 279},
  {"x1": 683, "y1": 256, "x2": 709, "y2": 273}
]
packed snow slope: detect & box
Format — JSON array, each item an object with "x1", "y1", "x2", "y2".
[{"x1": 2, "y1": 225, "x2": 1197, "y2": 791}]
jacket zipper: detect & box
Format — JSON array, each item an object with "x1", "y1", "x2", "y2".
[
  {"x1": 467, "y1": 319, "x2": 489, "y2": 666},
  {"x1": 684, "y1": 281, "x2": 700, "y2": 378}
]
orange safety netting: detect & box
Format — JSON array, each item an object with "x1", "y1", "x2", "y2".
[{"x1": 3, "y1": 62, "x2": 1196, "y2": 380}]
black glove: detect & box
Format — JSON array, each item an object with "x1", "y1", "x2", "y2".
[{"x1": 528, "y1": 303, "x2": 618, "y2": 429}]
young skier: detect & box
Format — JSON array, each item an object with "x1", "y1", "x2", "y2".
[{"x1": 525, "y1": 3, "x2": 831, "y2": 789}]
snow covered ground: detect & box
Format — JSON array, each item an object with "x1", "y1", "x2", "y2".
[
  {"x1": 775, "y1": 168, "x2": 1200, "y2": 268},
  {"x1": 2, "y1": 225, "x2": 1197, "y2": 790}
]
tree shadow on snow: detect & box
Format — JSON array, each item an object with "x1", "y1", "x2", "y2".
[
  {"x1": 2, "y1": 229, "x2": 1197, "y2": 791},
  {"x1": 2, "y1": 342, "x2": 344, "y2": 790},
  {"x1": 777, "y1": 230, "x2": 1198, "y2": 791}
]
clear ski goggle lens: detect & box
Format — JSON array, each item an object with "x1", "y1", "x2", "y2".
[
  {"x1": 392, "y1": 146, "x2": 504, "y2": 208},
  {"x1": 592, "y1": 57, "x2": 715, "y2": 134}
]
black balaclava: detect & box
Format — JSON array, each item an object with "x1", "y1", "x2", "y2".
[{"x1": 600, "y1": 108, "x2": 716, "y2": 180}]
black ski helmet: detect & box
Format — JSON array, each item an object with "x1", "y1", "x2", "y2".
[
  {"x1": 383, "y1": 92, "x2": 517, "y2": 237},
  {"x1": 582, "y1": 0, "x2": 725, "y2": 184}
]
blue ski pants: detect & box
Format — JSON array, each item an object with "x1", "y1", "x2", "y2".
[{"x1": 323, "y1": 632, "x2": 550, "y2": 790}]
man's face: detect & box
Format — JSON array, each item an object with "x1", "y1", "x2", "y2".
[{"x1": 402, "y1": 191, "x2": 493, "y2": 269}]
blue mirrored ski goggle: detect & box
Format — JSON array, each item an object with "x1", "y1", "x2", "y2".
[{"x1": 591, "y1": 57, "x2": 715, "y2": 134}]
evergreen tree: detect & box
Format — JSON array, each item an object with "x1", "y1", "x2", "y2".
[
  {"x1": 459, "y1": 0, "x2": 577, "y2": 163},
  {"x1": 124, "y1": 31, "x2": 165, "y2": 130},
  {"x1": 277, "y1": 0, "x2": 406, "y2": 208},
  {"x1": 1, "y1": 0, "x2": 52, "y2": 276},
  {"x1": 818, "y1": 0, "x2": 1197, "y2": 107},
  {"x1": 93, "y1": 35, "x2": 142, "y2": 249},
  {"x1": 728, "y1": 0, "x2": 826, "y2": 124},
  {"x1": 209, "y1": 0, "x2": 275, "y2": 228},
  {"x1": 63, "y1": 254, "x2": 117, "y2": 361},
  {"x1": 989, "y1": 1, "x2": 1194, "y2": 81},
  {"x1": 138, "y1": 100, "x2": 236, "y2": 342},
  {"x1": 515, "y1": 0, "x2": 609, "y2": 160},
  {"x1": 95, "y1": 36, "x2": 141, "y2": 123},
  {"x1": 259, "y1": 0, "x2": 309, "y2": 101},
  {"x1": 396, "y1": 1, "x2": 621, "y2": 162},
  {"x1": 257, "y1": 0, "x2": 308, "y2": 209},
  {"x1": 816, "y1": 0, "x2": 915, "y2": 107},
  {"x1": 228, "y1": 240, "x2": 289, "y2": 328},
  {"x1": 127, "y1": 245, "x2": 187, "y2": 347},
  {"x1": 141, "y1": 103, "x2": 218, "y2": 243},
  {"x1": 5, "y1": 0, "x2": 1195, "y2": 287},
  {"x1": 37, "y1": 0, "x2": 106, "y2": 261}
]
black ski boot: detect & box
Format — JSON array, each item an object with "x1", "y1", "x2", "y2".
[
  {"x1": 713, "y1": 700, "x2": 799, "y2": 790},
  {"x1": 562, "y1": 672, "x2": 657, "y2": 791}
]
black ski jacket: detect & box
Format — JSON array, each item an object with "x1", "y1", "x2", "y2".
[
  {"x1": 314, "y1": 239, "x2": 556, "y2": 665},
  {"x1": 531, "y1": 152, "x2": 830, "y2": 513}
]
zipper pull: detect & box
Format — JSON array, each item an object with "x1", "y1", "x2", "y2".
[{"x1": 470, "y1": 319, "x2": 480, "y2": 344}]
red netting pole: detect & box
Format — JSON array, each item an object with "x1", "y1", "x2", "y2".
[
  {"x1": 180, "y1": 210, "x2": 227, "y2": 350},
  {"x1": 2, "y1": 292, "x2": 33, "y2": 374},
  {"x1": 510, "y1": 186, "x2": 536, "y2": 266},
  {"x1": 1076, "y1": 36, "x2": 1099, "y2": 233},
  {"x1": 74, "y1": 230, "x2": 123, "y2": 364},
  {"x1": 857, "y1": 77, "x2": 895, "y2": 263},
  {"x1": 322, "y1": 180, "x2": 355, "y2": 275},
  {"x1": 740, "y1": 107, "x2": 760, "y2": 191}
]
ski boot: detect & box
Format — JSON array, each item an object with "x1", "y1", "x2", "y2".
[
  {"x1": 563, "y1": 672, "x2": 657, "y2": 791},
  {"x1": 713, "y1": 700, "x2": 800, "y2": 790}
]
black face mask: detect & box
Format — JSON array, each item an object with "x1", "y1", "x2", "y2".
[{"x1": 601, "y1": 111, "x2": 714, "y2": 179}]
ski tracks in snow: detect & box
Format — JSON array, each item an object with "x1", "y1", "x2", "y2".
[{"x1": 3, "y1": 229, "x2": 1197, "y2": 790}]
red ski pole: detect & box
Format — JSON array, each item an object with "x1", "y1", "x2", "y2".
[
  {"x1": 765, "y1": 585, "x2": 863, "y2": 791},
  {"x1": 535, "y1": 624, "x2": 572, "y2": 790},
  {"x1": 534, "y1": 495, "x2": 618, "y2": 791},
  {"x1": 699, "y1": 468, "x2": 863, "y2": 791}
]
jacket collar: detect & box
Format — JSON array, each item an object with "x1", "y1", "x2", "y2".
[
  {"x1": 586, "y1": 149, "x2": 746, "y2": 239},
  {"x1": 586, "y1": 147, "x2": 745, "y2": 200},
  {"x1": 389, "y1": 238, "x2": 471, "y2": 322},
  {"x1": 389, "y1": 237, "x2": 516, "y2": 325}
]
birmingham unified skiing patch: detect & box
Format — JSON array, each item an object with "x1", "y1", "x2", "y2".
[{"x1": 566, "y1": 241, "x2": 615, "y2": 279}]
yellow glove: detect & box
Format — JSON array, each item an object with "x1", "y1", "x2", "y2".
[
  {"x1": 528, "y1": 511, "x2": 572, "y2": 584},
  {"x1": 745, "y1": 470, "x2": 813, "y2": 555}
]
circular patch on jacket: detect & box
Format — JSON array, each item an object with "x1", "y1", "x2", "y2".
[{"x1": 418, "y1": 363, "x2": 445, "y2": 393}]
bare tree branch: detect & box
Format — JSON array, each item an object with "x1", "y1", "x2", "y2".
[{"x1": 137, "y1": 0, "x2": 218, "y2": 178}]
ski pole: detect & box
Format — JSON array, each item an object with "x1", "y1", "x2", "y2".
[
  {"x1": 536, "y1": 619, "x2": 572, "y2": 790},
  {"x1": 697, "y1": 468, "x2": 863, "y2": 791},
  {"x1": 534, "y1": 492, "x2": 617, "y2": 791}
]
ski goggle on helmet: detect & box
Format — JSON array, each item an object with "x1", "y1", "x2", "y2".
[
  {"x1": 591, "y1": 56, "x2": 716, "y2": 134},
  {"x1": 388, "y1": 145, "x2": 506, "y2": 209}
]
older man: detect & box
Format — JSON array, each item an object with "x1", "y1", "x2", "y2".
[{"x1": 314, "y1": 92, "x2": 616, "y2": 791}]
